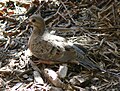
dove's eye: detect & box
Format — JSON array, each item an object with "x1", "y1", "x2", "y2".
[{"x1": 32, "y1": 19, "x2": 36, "y2": 22}]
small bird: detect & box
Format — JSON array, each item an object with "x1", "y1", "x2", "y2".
[{"x1": 28, "y1": 14, "x2": 99, "y2": 70}]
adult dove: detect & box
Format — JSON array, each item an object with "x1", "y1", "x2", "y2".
[{"x1": 28, "y1": 14, "x2": 99, "y2": 70}]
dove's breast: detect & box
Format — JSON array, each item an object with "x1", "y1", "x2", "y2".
[{"x1": 28, "y1": 35, "x2": 65, "y2": 61}]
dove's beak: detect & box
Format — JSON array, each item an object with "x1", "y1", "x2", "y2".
[{"x1": 28, "y1": 18, "x2": 33, "y2": 25}]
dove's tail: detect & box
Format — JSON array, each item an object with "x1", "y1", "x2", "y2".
[{"x1": 73, "y1": 44, "x2": 100, "y2": 70}]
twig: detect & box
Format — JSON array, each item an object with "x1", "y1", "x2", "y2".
[
  {"x1": 6, "y1": 69, "x2": 32, "y2": 84},
  {"x1": 0, "y1": 16, "x2": 18, "y2": 22},
  {"x1": 60, "y1": 0, "x2": 77, "y2": 25},
  {"x1": 4, "y1": 36, "x2": 11, "y2": 50},
  {"x1": 17, "y1": 24, "x2": 29, "y2": 37}
]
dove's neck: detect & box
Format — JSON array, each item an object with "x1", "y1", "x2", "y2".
[{"x1": 33, "y1": 26, "x2": 45, "y2": 36}]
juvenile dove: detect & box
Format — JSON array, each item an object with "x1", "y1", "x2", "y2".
[{"x1": 28, "y1": 14, "x2": 99, "y2": 70}]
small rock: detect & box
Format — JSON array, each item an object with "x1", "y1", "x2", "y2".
[
  {"x1": 44, "y1": 68, "x2": 66, "y2": 88},
  {"x1": 23, "y1": 74, "x2": 28, "y2": 79},
  {"x1": 33, "y1": 71, "x2": 44, "y2": 84},
  {"x1": 57, "y1": 64, "x2": 68, "y2": 78}
]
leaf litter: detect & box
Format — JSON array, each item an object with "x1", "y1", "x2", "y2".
[{"x1": 0, "y1": 0, "x2": 120, "y2": 91}]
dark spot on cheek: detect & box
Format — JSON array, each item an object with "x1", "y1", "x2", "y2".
[{"x1": 32, "y1": 19, "x2": 36, "y2": 22}]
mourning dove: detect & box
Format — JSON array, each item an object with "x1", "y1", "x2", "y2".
[{"x1": 28, "y1": 14, "x2": 99, "y2": 70}]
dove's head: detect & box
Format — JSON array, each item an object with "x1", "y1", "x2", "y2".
[{"x1": 29, "y1": 14, "x2": 45, "y2": 30}]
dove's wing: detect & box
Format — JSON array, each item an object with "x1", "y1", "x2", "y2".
[{"x1": 29, "y1": 31, "x2": 100, "y2": 69}]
